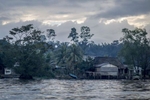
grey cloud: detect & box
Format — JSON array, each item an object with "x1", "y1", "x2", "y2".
[
  {"x1": 0, "y1": 0, "x2": 57, "y2": 7},
  {"x1": 55, "y1": 11, "x2": 72, "y2": 15},
  {"x1": 1, "y1": 0, "x2": 150, "y2": 20},
  {"x1": 0, "y1": 0, "x2": 89, "y2": 22},
  {"x1": 94, "y1": 0, "x2": 150, "y2": 19},
  {"x1": 0, "y1": 17, "x2": 10, "y2": 21},
  {"x1": 41, "y1": 18, "x2": 150, "y2": 43},
  {"x1": 0, "y1": 18, "x2": 136, "y2": 44},
  {"x1": 0, "y1": 0, "x2": 150, "y2": 43}
]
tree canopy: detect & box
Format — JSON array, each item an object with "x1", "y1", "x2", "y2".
[{"x1": 120, "y1": 28, "x2": 150, "y2": 78}]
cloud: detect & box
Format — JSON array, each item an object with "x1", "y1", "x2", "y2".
[
  {"x1": 94, "y1": 0, "x2": 150, "y2": 19},
  {"x1": 0, "y1": 0, "x2": 150, "y2": 43},
  {"x1": 1, "y1": 0, "x2": 150, "y2": 25},
  {"x1": 0, "y1": 0, "x2": 107, "y2": 23},
  {"x1": 0, "y1": 17, "x2": 10, "y2": 21},
  {"x1": 0, "y1": 18, "x2": 135, "y2": 43}
]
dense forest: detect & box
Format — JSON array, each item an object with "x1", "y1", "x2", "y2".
[{"x1": 0, "y1": 24, "x2": 150, "y2": 79}]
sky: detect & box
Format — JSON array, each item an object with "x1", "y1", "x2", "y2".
[{"x1": 0, "y1": 0, "x2": 150, "y2": 44}]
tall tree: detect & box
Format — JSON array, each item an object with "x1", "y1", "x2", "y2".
[
  {"x1": 8, "y1": 24, "x2": 49, "y2": 79},
  {"x1": 67, "y1": 44, "x2": 83, "y2": 73},
  {"x1": 120, "y1": 28, "x2": 150, "y2": 79},
  {"x1": 55, "y1": 42, "x2": 69, "y2": 67},
  {"x1": 0, "y1": 39, "x2": 14, "y2": 72},
  {"x1": 68, "y1": 28, "x2": 79, "y2": 43},
  {"x1": 80, "y1": 26, "x2": 94, "y2": 44},
  {"x1": 79, "y1": 26, "x2": 94, "y2": 54},
  {"x1": 46, "y1": 29, "x2": 56, "y2": 41}
]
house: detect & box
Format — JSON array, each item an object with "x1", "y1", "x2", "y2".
[
  {"x1": 122, "y1": 65, "x2": 133, "y2": 79},
  {"x1": 0, "y1": 62, "x2": 19, "y2": 78},
  {"x1": 0, "y1": 67, "x2": 15, "y2": 78},
  {"x1": 4, "y1": 68, "x2": 12, "y2": 75},
  {"x1": 86, "y1": 57, "x2": 126, "y2": 79},
  {"x1": 95, "y1": 63, "x2": 118, "y2": 78},
  {"x1": 123, "y1": 65, "x2": 143, "y2": 79}
]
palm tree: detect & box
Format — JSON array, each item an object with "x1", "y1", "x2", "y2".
[
  {"x1": 55, "y1": 42, "x2": 69, "y2": 67},
  {"x1": 67, "y1": 44, "x2": 83, "y2": 73}
]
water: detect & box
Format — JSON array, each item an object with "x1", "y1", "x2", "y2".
[{"x1": 0, "y1": 79, "x2": 150, "y2": 100}]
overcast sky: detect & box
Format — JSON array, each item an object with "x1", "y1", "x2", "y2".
[{"x1": 0, "y1": 0, "x2": 150, "y2": 44}]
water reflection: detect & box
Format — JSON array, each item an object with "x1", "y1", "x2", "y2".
[{"x1": 0, "y1": 79, "x2": 150, "y2": 100}]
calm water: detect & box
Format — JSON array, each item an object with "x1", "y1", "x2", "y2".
[{"x1": 0, "y1": 79, "x2": 150, "y2": 100}]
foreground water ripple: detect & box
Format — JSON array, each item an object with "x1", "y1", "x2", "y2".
[{"x1": 0, "y1": 79, "x2": 150, "y2": 100}]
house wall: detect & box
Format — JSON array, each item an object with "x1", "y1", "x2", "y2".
[
  {"x1": 107, "y1": 72, "x2": 118, "y2": 76},
  {"x1": 95, "y1": 64, "x2": 118, "y2": 76},
  {"x1": 101, "y1": 67, "x2": 118, "y2": 72},
  {"x1": 96, "y1": 68, "x2": 101, "y2": 72},
  {"x1": 98, "y1": 71, "x2": 118, "y2": 76}
]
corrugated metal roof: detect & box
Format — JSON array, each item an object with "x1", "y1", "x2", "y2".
[{"x1": 93, "y1": 57, "x2": 124, "y2": 68}]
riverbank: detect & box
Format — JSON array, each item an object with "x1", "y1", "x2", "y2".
[{"x1": 0, "y1": 74, "x2": 19, "y2": 78}]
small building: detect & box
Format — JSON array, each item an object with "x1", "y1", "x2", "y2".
[
  {"x1": 0, "y1": 62, "x2": 19, "y2": 78},
  {"x1": 95, "y1": 63, "x2": 118, "y2": 77},
  {"x1": 86, "y1": 57, "x2": 125, "y2": 79},
  {"x1": 4, "y1": 68, "x2": 13, "y2": 75},
  {"x1": 124, "y1": 65, "x2": 143, "y2": 79}
]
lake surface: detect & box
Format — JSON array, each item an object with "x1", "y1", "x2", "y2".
[{"x1": 0, "y1": 79, "x2": 150, "y2": 100}]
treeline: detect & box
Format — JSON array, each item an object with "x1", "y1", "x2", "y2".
[
  {"x1": 0, "y1": 24, "x2": 95, "y2": 79},
  {"x1": 0, "y1": 24, "x2": 150, "y2": 79},
  {"x1": 82, "y1": 40, "x2": 123, "y2": 57}
]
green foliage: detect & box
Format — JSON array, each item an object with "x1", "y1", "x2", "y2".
[
  {"x1": 67, "y1": 26, "x2": 94, "y2": 55},
  {"x1": 78, "y1": 40, "x2": 122, "y2": 57},
  {"x1": 0, "y1": 39, "x2": 15, "y2": 68},
  {"x1": 68, "y1": 28, "x2": 79, "y2": 43},
  {"x1": 5, "y1": 24, "x2": 54, "y2": 77},
  {"x1": 67, "y1": 44, "x2": 83, "y2": 72},
  {"x1": 120, "y1": 28, "x2": 150, "y2": 78},
  {"x1": 80, "y1": 26, "x2": 94, "y2": 44},
  {"x1": 47, "y1": 29, "x2": 56, "y2": 41},
  {"x1": 68, "y1": 26, "x2": 94, "y2": 45},
  {"x1": 55, "y1": 42, "x2": 69, "y2": 67},
  {"x1": 55, "y1": 43, "x2": 83, "y2": 73},
  {"x1": 76, "y1": 56, "x2": 94, "y2": 71},
  {"x1": 0, "y1": 24, "x2": 125, "y2": 79}
]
